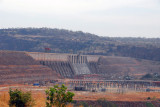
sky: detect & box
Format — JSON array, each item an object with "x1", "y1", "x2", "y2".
[{"x1": 0, "y1": 0, "x2": 160, "y2": 38}]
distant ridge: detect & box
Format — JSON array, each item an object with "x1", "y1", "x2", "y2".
[{"x1": 0, "y1": 28, "x2": 160, "y2": 61}]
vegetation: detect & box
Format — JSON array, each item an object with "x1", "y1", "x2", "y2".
[
  {"x1": 141, "y1": 73, "x2": 153, "y2": 79},
  {"x1": 0, "y1": 88, "x2": 159, "y2": 107},
  {"x1": 97, "y1": 98, "x2": 117, "y2": 107},
  {"x1": 146, "y1": 102, "x2": 155, "y2": 107},
  {"x1": 1, "y1": 28, "x2": 160, "y2": 61},
  {"x1": 9, "y1": 89, "x2": 34, "y2": 107},
  {"x1": 141, "y1": 73, "x2": 160, "y2": 81},
  {"x1": 45, "y1": 84, "x2": 74, "y2": 107},
  {"x1": 79, "y1": 101, "x2": 89, "y2": 107}
]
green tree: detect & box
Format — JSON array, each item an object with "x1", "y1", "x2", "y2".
[
  {"x1": 45, "y1": 84, "x2": 74, "y2": 107},
  {"x1": 9, "y1": 89, "x2": 34, "y2": 107}
]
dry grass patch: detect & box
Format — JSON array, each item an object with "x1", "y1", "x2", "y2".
[
  {"x1": 73, "y1": 91, "x2": 160, "y2": 101},
  {"x1": 0, "y1": 92, "x2": 9, "y2": 107}
]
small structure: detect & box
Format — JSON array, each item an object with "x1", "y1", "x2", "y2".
[
  {"x1": 33, "y1": 83, "x2": 40, "y2": 86},
  {"x1": 74, "y1": 86, "x2": 86, "y2": 91}
]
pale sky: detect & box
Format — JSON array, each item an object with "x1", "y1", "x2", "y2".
[{"x1": 0, "y1": 0, "x2": 160, "y2": 38}]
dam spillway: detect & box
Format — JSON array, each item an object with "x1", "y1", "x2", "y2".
[{"x1": 69, "y1": 54, "x2": 91, "y2": 75}]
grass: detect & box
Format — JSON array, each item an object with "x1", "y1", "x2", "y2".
[
  {"x1": 0, "y1": 93, "x2": 9, "y2": 107},
  {"x1": 146, "y1": 102, "x2": 155, "y2": 107}
]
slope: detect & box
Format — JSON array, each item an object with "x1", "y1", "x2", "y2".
[
  {"x1": 97, "y1": 56, "x2": 160, "y2": 80},
  {"x1": 0, "y1": 51, "x2": 59, "y2": 84}
]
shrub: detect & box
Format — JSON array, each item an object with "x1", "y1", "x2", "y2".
[
  {"x1": 45, "y1": 84, "x2": 74, "y2": 107},
  {"x1": 80, "y1": 101, "x2": 89, "y2": 107},
  {"x1": 147, "y1": 97, "x2": 151, "y2": 100},
  {"x1": 146, "y1": 102, "x2": 154, "y2": 107},
  {"x1": 9, "y1": 89, "x2": 34, "y2": 107},
  {"x1": 141, "y1": 73, "x2": 153, "y2": 80},
  {"x1": 97, "y1": 98, "x2": 117, "y2": 107}
]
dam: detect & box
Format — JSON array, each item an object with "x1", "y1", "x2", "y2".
[
  {"x1": 0, "y1": 50, "x2": 160, "y2": 91},
  {"x1": 27, "y1": 52, "x2": 100, "y2": 78},
  {"x1": 27, "y1": 52, "x2": 160, "y2": 92}
]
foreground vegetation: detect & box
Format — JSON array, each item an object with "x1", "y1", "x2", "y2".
[
  {"x1": 8, "y1": 84, "x2": 74, "y2": 107},
  {"x1": 45, "y1": 84, "x2": 74, "y2": 107},
  {"x1": 9, "y1": 89, "x2": 34, "y2": 107},
  {"x1": 0, "y1": 84, "x2": 160, "y2": 107}
]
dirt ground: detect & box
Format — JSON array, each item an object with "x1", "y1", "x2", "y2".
[
  {"x1": 0, "y1": 85, "x2": 160, "y2": 107},
  {"x1": 73, "y1": 91, "x2": 160, "y2": 101}
]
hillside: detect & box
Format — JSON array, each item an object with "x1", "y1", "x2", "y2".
[
  {"x1": 97, "y1": 56, "x2": 160, "y2": 80},
  {"x1": 1, "y1": 28, "x2": 160, "y2": 61},
  {"x1": 0, "y1": 51, "x2": 59, "y2": 84}
]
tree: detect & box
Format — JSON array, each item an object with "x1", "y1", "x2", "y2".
[
  {"x1": 141, "y1": 73, "x2": 153, "y2": 80},
  {"x1": 9, "y1": 89, "x2": 34, "y2": 107},
  {"x1": 45, "y1": 84, "x2": 74, "y2": 107}
]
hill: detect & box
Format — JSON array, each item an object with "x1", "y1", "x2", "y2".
[
  {"x1": 0, "y1": 51, "x2": 59, "y2": 84},
  {"x1": 97, "y1": 56, "x2": 160, "y2": 80},
  {"x1": 0, "y1": 28, "x2": 160, "y2": 61}
]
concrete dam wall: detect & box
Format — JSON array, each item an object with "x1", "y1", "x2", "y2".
[
  {"x1": 28, "y1": 52, "x2": 100, "y2": 78},
  {"x1": 40, "y1": 61, "x2": 74, "y2": 78},
  {"x1": 69, "y1": 54, "x2": 91, "y2": 75}
]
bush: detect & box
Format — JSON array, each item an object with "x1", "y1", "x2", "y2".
[
  {"x1": 9, "y1": 89, "x2": 34, "y2": 107},
  {"x1": 45, "y1": 84, "x2": 74, "y2": 107},
  {"x1": 147, "y1": 97, "x2": 151, "y2": 100},
  {"x1": 141, "y1": 73, "x2": 153, "y2": 79},
  {"x1": 97, "y1": 98, "x2": 117, "y2": 107},
  {"x1": 146, "y1": 102, "x2": 154, "y2": 107},
  {"x1": 80, "y1": 101, "x2": 89, "y2": 107}
]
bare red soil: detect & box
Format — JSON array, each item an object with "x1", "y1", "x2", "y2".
[{"x1": 0, "y1": 51, "x2": 59, "y2": 84}]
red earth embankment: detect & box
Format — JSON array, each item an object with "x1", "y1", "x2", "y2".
[{"x1": 0, "y1": 51, "x2": 59, "y2": 84}]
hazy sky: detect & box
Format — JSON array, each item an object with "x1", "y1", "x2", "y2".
[{"x1": 0, "y1": 0, "x2": 160, "y2": 38}]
